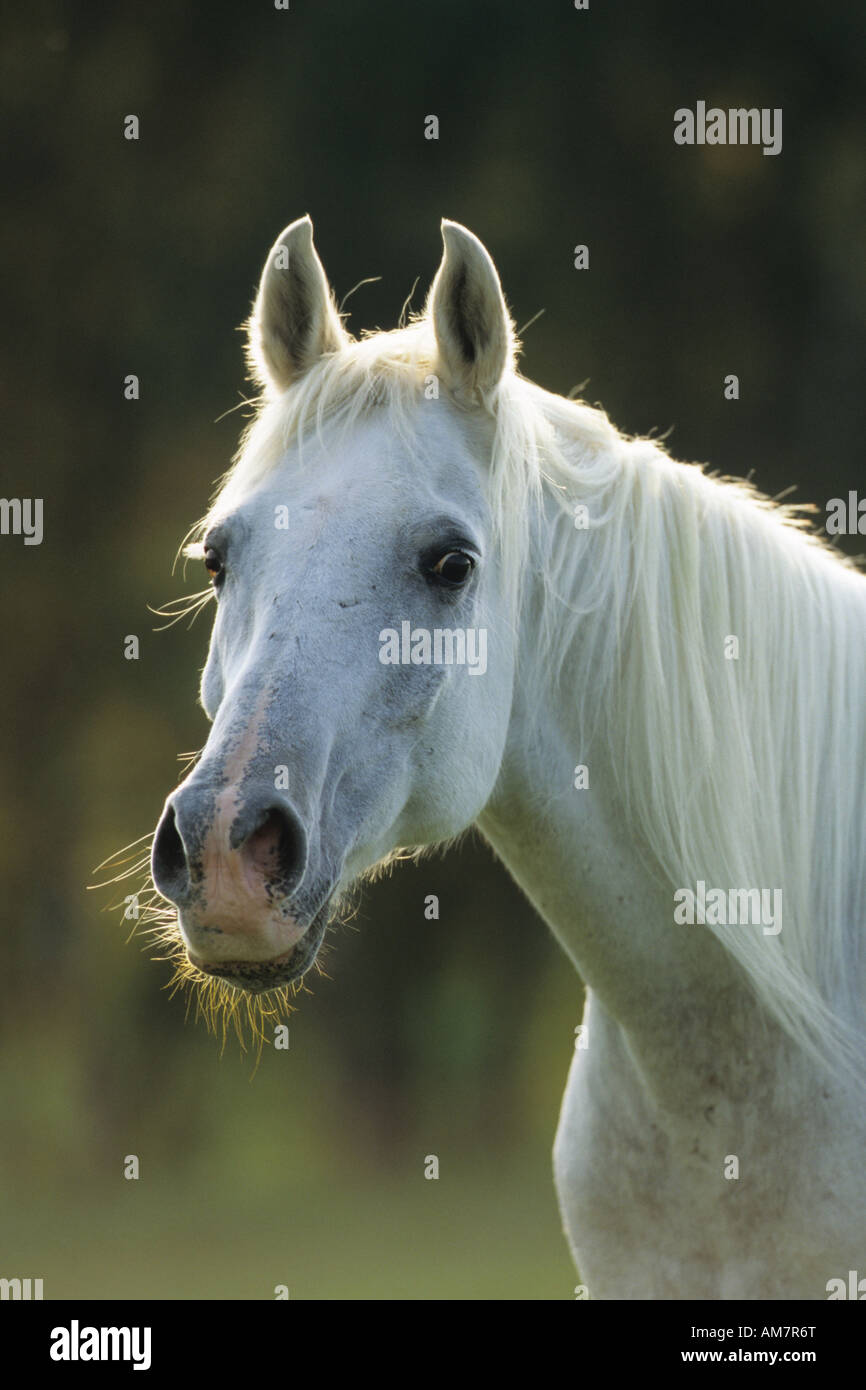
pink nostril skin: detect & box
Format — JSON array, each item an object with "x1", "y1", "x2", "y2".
[
  {"x1": 244, "y1": 809, "x2": 285, "y2": 881},
  {"x1": 159, "y1": 691, "x2": 310, "y2": 967},
  {"x1": 178, "y1": 799, "x2": 308, "y2": 966}
]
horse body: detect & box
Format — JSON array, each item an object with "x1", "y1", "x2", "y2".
[{"x1": 150, "y1": 216, "x2": 866, "y2": 1297}]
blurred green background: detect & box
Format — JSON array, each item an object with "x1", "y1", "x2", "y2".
[{"x1": 1, "y1": 1, "x2": 864, "y2": 1299}]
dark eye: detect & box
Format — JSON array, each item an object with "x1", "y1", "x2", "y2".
[
  {"x1": 429, "y1": 550, "x2": 474, "y2": 587},
  {"x1": 204, "y1": 545, "x2": 224, "y2": 583}
]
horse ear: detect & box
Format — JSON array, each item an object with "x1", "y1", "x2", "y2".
[
  {"x1": 246, "y1": 216, "x2": 347, "y2": 393},
  {"x1": 428, "y1": 220, "x2": 515, "y2": 397}
]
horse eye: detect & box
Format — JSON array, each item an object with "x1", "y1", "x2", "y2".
[
  {"x1": 430, "y1": 550, "x2": 474, "y2": 586},
  {"x1": 204, "y1": 546, "x2": 224, "y2": 582}
]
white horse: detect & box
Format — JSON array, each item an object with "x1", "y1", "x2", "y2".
[{"x1": 150, "y1": 216, "x2": 866, "y2": 1299}]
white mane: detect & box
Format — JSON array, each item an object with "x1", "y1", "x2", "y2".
[{"x1": 199, "y1": 318, "x2": 866, "y2": 1088}]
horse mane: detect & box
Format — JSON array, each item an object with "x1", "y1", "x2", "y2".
[
  {"x1": 536, "y1": 388, "x2": 866, "y2": 1092},
  {"x1": 194, "y1": 317, "x2": 866, "y2": 1090}
]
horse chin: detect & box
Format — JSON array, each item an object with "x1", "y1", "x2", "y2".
[{"x1": 187, "y1": 913, "x2": 327, "y2": 996}]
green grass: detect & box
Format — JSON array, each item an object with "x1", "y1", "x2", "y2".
[{"x1": 2, "y1": 1154, "x2": 575, "y2": 1300}]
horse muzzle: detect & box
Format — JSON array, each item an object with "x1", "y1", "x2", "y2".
[
  {"x1": 151, "y1": 780, "x2": 325, "y2": 992},
  {"x1": 187, "y1": 913, "x2": 327, "y2": 994}
]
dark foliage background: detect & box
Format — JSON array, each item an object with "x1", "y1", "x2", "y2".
[{"x1": 1, "y1": 0, "x2": 863, "y2": 1297}]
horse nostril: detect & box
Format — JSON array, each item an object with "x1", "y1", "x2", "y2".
[
  {"x1": 151, "y1": 805, "x2": 190, "y2": 904},
  {"x1": 243, "y1": 805, "x2": 306, "y2": 896}
]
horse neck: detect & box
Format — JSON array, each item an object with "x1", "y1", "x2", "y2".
[
  {"x1": 476, "y1": 605, "x2": 803, "y2": 1112},
  {"x1": 475, "y1": 472, "x2": 834, "y2": 1112}
]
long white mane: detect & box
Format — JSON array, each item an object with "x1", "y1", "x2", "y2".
[{"x1": 198, "y1": 316, "x2": 866, "y2": 1089}]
